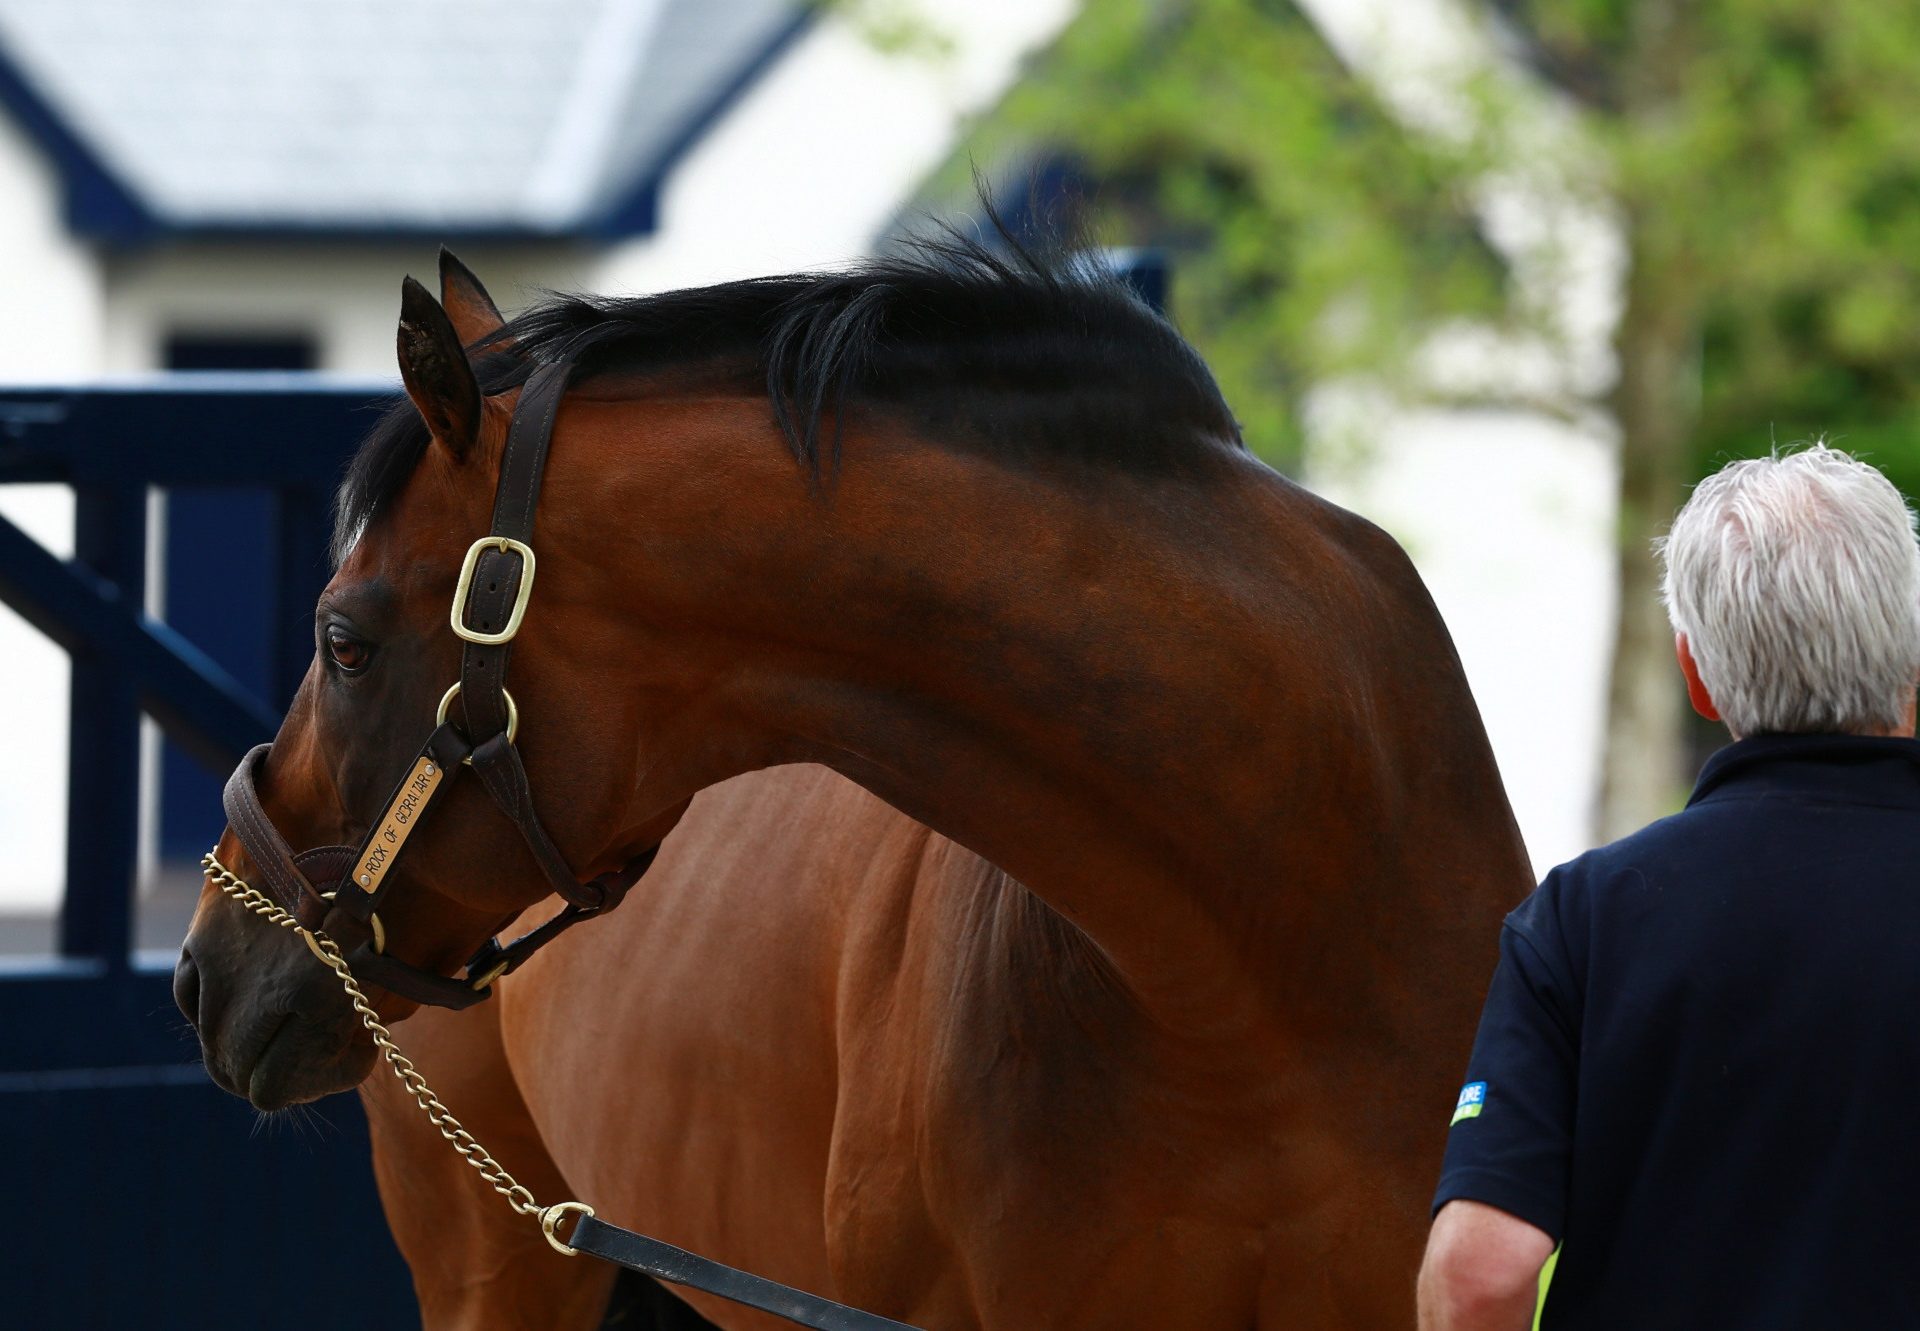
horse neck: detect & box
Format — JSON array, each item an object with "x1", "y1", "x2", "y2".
[{"x1": 543, "y1": 389, "x2": 1520, "y2": 1026}]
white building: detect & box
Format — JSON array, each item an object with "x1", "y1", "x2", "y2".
[{"x1": 0, "y1": 0, "x2": 1081, "y2": 926}]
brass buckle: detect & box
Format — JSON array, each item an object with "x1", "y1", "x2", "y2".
[
  {"x1": 451, "y1": 536, "x2": 537, "y2": 646},
  {"x1": 437, "y1": 682, "x2": 518, "y2": 759},
  {"x1": 540, "y1": 1201, "x2": 595, "y2": 1256},
  {"x1": 469, "y1": 956, "x2": 512, "y2": 991}
]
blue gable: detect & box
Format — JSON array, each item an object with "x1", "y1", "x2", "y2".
[{"x1": 0, "y1": 0, "x2": 809, "y2": 246}]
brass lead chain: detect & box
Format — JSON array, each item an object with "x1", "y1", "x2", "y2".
[{"x1": 199, "y1": 851, "x2": 594, "y2": 1252}]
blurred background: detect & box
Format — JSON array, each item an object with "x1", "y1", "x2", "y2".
[{"x1": 0, "y1": 0, "x2": 1915, "y2": 1321}]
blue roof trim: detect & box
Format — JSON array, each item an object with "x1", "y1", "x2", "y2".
[
  {"x1": 589, "y1": 5, "x2": 815, "y2": 240},
  {"x1": 0, "y1": 7, "x2": 808, "y2": 246},
  {"x1": 0, "y1": 40, "x2": 155, "y2": 241},
  {"x1": 125, "y1": 221, "x2": 604, "y2": 246}
]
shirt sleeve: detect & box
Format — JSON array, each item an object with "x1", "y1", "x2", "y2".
[{"x1": 1431, "y1": 892, "x2": 1581, "y2": 1243}]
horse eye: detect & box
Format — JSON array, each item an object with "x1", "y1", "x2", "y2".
[{"x1": 326, "y1": 627, "x2": 372, "y2": 674}]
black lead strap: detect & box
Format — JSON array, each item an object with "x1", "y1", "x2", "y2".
[{"x1": 566, "y1": 1216, "x2": 924, "y2": 1331}]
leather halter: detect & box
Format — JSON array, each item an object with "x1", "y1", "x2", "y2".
[{"x1": 220, "y1": 362, "x2": 656, "y2": 1009}]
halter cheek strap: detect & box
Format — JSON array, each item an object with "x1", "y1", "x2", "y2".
[
  {"x1": 455, "y1": 361, "x2": 566, "y2": 745},
  {"x1": 217, "y1": 359, "x2": 656, "y2": 1009}
]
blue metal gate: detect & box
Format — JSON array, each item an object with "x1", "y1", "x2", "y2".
[{"x1": 0, "y1": 378, "x2": 418, "y2": 1328}]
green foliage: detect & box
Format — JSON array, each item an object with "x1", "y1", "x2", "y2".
[
  {"x1": 1489, "y1": 0, "x2": 1920, "y2": 491},
  {"x1": 964, "y1": 0, "x2": 1920, "y2": 488},
  {"x1": 978, "y1": 0, "x2": 1509, "y2": 464},
  {"x1": 822, "y1": 0, "x2": 956, "y2": 61},
  {"x1": 1605, "y1": 0, "x2": 1920, "y2": 495}
]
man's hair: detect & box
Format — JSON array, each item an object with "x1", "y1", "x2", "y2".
[{"x1": 1658, "y1": 444, "x2": 1920, "y2": 736}]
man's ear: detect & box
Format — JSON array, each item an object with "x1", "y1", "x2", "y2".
[
  {"x1": 438, "y1": 247, "x2": 507, "y2": 349},
  {"x1": 1675, "y1": 633, "x2": 1722, "y2": 723},
  {"x1": 397, "y1": 276, "x2": 482, "y2": 462}
]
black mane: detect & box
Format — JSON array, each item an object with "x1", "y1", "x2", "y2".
[{"x1": 333, "y1": 231, "x2": 1240, "y2": 560}]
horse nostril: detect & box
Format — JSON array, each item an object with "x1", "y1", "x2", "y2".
[{"x1": 174, "y1": 949, "x2": 203, "y2": 1030}]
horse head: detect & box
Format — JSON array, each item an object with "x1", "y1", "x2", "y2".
[{"x1": 176, "y1": 253, "x2": 685, "y2": 1109}]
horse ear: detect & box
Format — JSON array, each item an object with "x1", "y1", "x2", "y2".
[
  {"x1": 438, "y1": 247, "x2": 507, "y2": 348},
  {"x1": 397, "y1": 276, "x2": 482, "y2": 461}
]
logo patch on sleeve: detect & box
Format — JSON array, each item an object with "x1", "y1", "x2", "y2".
[{"x1": 1451, "y1": 1081, "x2": 1487, "y2": 1126}]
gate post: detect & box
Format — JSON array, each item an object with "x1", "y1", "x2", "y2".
[
  {"x1": 60, "y1": 482, "x2": 147, "y2": 965},
  {"x1": 272, "y1": 484, "x2": 329, "y2": 707}
]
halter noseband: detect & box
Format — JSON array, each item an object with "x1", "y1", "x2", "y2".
[{"x1": 218, "y1": 361, "x2": 656, "y2": 1009}]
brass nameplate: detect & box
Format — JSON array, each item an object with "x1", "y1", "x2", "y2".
[{"x1": 355, "y1": 756, "x2": 444, "y2": 895}]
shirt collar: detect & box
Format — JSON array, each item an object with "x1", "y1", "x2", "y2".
[{"x1": 1688, "y1": 732, "x2": 1920, "y2": 809}]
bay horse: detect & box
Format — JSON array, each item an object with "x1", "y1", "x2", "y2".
[{"x1": 176, "y1": 236, "x2": 1530, "y2": 1328}]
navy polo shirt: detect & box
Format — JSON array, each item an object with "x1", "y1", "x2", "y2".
[{"x1": 1435, "y1": 733, "x2": 1920, "y2": 1327}]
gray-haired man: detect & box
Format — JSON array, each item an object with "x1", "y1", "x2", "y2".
[{"x1": 1417, "y1": 445, "x2": 1920, "y2": 1327}]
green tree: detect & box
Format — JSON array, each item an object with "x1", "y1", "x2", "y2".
[{"x1": 955, "y1": 0, "x2": 1920, "y2": 839}]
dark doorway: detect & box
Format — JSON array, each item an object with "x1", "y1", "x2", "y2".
[{"x1": 155, "y1": 332, "x2": 318, "y2": 867}]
